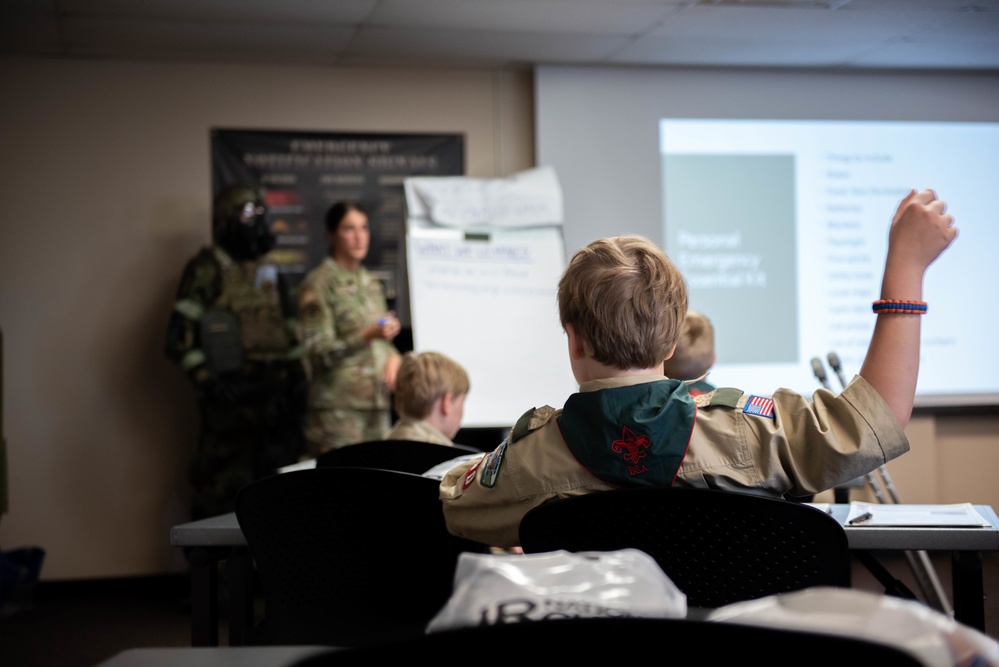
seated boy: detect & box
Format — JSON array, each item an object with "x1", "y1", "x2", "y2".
[
  {"x1": 663, "y1": 309, "x2": 716, "y2": 396},
  {"x1": 440, "y1": 188, "x2": 956, "y2": 549},
  {"x1": 383, "y1": 351, "x2": 469, "y2": 446}
]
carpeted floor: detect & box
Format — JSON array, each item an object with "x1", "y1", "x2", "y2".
[{"x1": 1, "y1": 553, "x2": 997, "y2": 667}]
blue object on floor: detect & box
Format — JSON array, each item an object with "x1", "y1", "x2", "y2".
[{"x1": 0, "y1": 546, "x2": 46, "y2": 614}]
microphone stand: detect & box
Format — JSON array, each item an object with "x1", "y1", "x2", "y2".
[
  {"x1": 811, "y1": 358, "x2": 884, "y2": 503},
  {"x1": 828, "y1": 353, "x2": 904, "y2": 503},
  {"x1": 823, "y1": 351, "x2": 953, "y2": 617}
]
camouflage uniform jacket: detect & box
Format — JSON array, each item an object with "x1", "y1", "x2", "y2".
[
  {"x1": 440, "y1": 373, "x2": 908, "y2": 548},
  {"x1": 165, "y1": 245, "x2": 302, "y2": 384},
  {"x1": 297, "y1": 257, "x2": 395, "y2": 412}
]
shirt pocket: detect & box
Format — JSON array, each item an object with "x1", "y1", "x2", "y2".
[{"x1": 330, "y1": 289, "x2": 366, "y2": 337}]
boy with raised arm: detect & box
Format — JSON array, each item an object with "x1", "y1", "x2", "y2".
[{"x1": 439, "y1": 189, "x2": 957, "y2": 549}]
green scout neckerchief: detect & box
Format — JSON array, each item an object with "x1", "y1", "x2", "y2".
[{"x1": 557, "y1": 379, "x2": 695, "y2": 488}]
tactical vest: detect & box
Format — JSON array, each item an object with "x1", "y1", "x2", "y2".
[{"x1": 212, "y1": 248, "x2": 293, "y2": 363}]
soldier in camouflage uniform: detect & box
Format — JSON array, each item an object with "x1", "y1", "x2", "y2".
[
  {"x1": 297, "y1": 201, "x2": 402, "y2": 456},
  {"x1": 165, "y1": 183, "x2": 307, "y2": 519}
]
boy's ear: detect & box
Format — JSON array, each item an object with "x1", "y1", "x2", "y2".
[
  {"x1": 439, "y1": 392, "x2": 455, "y2": 416},
  {"x1": 565, "y1": 323, "x2": 587, "y2": 360},
  {"x1": 664, "y1": 344, "x2": 677, "y2": 361}
]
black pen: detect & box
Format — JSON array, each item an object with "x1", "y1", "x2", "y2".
[{"x1": 848, "y1": 511, "x2": 874, "y2": 525}]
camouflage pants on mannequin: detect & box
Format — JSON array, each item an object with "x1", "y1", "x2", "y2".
[{"x1": 189, "y1": 363, "x2": 305, "y2": 520}]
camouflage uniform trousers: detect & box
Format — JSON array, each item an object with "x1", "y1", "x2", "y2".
[
  {"x1": 304, "y1": 407, "x2": 390, "y2": 457},
  {"x1": 189, "y1": 363, "x2": 306, "y2": 520}
]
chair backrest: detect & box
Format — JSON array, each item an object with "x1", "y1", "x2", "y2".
[
  {"x1": 234, "y1": 467, "x2": 489, "y2": 647},
  {"x1": 287, "y1": 617, "x2": 925, "y2": 665},
  {"x1": 518, "y1": 486, "x2": 850, "y2": 609},
  {"x1": 314, "y1": 439, "x2": 480, "y2": 475}
]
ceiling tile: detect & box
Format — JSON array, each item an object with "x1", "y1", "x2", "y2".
[
  {"x1": 56, "y1": 0, "x2": 378, "y2": 23},
  {"x1": 368, "y1": 0, "x2": 682, "y2": 34},
  {"x1": 57, "y1": 17, "x2": 356, "y2": 64},
  {"x1": 0, "y1": 0, "x2": 996, "y2": 69},
  {"x1": 349, "y1": 26, "x2": 632, "y2": 65}
]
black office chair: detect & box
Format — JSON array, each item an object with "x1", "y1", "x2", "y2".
[
  {"x1": 288, "y1": 617, "x2": 925, "y2": 665},
  {"x1": 314, "y1": 439, "x2": 480, "y2": 475},
  {"x1": 234, "y1": 467, "x2": 490, "y2": 647},
  {"x1": 519, "y1": 486, "x2": 851, "y2": 609}
]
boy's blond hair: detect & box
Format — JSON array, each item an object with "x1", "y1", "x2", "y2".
[
  {"x1": 663, "y1": 309, "x2": 715, "y2": 380},
  {"x1": 393, "y1": 351, "x2": 470, "y2": 419},
  {"x1": 557, "y1": 235, "x2": 688, "y2": 370}
]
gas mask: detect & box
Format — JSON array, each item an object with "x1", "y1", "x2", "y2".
[{"x1": 213, "y1": 185, "x2": 276, "y2": 261}]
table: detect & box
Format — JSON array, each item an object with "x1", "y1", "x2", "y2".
[
  {"x1": 170, "y1": 513, "x2": 251, "y2": 647},
  {"x1": 828, "y1": 503, "x2": 999, "y2": 632},
  {"x1": 171, "y1": 504, "x2": 999, "y2": 645}
]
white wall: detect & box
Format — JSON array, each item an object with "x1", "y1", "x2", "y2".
[{"x1": 0, "y1": 57, "x2": 533, "y2": 579}]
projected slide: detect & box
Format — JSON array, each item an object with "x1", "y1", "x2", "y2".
[{"x1": 659, "y1": 119, "x2": 999, "y2": 405}]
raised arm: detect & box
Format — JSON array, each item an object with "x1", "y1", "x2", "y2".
[{"x1": 859, "y1": 188, "x2": 957, "y2": 428}]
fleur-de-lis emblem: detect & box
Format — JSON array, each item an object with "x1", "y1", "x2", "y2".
[{"x1": 611, "y1": 425, "x2": 651, "y2": 464}]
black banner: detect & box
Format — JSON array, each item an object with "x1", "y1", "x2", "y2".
[{"x1": 210, "y1": 128, "x2": 465, "y2": 318}]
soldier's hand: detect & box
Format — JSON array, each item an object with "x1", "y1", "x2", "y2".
[
  {"x1": 382, "y1": 353, "x2": 402, "y2": 392},
  {"x1": 363, "y1": 312, "x2": 401, "y2": 342}
]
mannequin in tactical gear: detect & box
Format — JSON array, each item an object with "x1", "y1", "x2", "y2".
[{"x1": 165, "y1": 183, "x2": 307, "y2": 519}]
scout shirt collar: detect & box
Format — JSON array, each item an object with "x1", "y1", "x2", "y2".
[
  {"x1": 577, "y1": 373, "x2": 670, "y2": 392},
  {"x1": 684, "y1": 371, "x2": 711, "y2": 385},
  {"x1": 558, "y1": 376, "x2": 695, "y2": 488}
]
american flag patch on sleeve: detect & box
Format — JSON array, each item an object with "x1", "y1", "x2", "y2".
[{"x1": 743, "y1": 395, "x2": 775, "y2": 419}]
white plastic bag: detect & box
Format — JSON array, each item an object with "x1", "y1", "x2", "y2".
[
  {"x1": 707, "y1": 587, "x2": 999, "y2": 667},
  {"x1": 426, "y1": 548, "x2": 687, "y2": 633}
]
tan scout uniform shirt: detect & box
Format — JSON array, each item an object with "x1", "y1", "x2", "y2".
[
  {"x1": 440, "y1": 373, "x2": 908, "y2": 548},
  {"x1": 383, "y1": 418, "x2": 454, "y2": 446}
]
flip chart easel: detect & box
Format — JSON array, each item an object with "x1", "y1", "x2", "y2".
[{"x1": 403, "y1": 167, "x2": 577, "y2": 428}]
